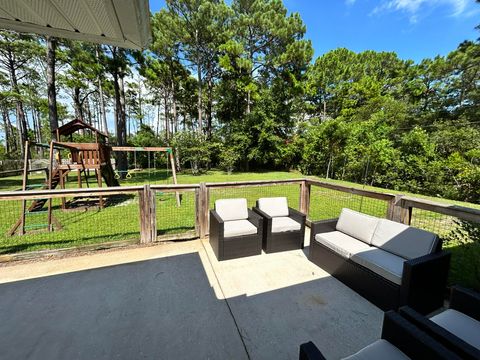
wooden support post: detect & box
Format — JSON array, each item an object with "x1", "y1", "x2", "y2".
[
  {"x1": 197, "y1": 182, "x2": 209, "y2": 238},
  {"x1": 169, "y1": 150, "x2": 181, "y2": 207},
  {"x1": 19, "y1": 141, "x2": 29, "y2": 235},
  {"x1": 59, "y1": 169, "x2": 66, "y2": 209},
  {"x1": 96, "y1": 168, "x2": 103, "y2": 208},
  {"x1": 139, "y1": 185, "x2": 156, "y2": 244},
  {"x1": 387, "y1": 194, "x2": 411, "y2": 225},
  {"x1": 195, "y1": 188, "x2": 201, "y2": 237},
  {"x1": 299, "y1": 180, "x2": 311, "y2": 216},
  {"x1": 47, "y1": 141, "x2": 54, "y2": 231}
]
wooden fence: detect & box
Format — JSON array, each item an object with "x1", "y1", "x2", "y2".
[{"x1": 0, "y1": 178, "x2": 479, "y2": 258}]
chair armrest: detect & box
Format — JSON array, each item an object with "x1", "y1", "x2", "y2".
[
  {"x1": 252, "y1": 206, "x2": 271, "y2": 220},
  {"x1": 401, "y1": 251, "x2": 451, "y2": 314},
  {"x1": 289, "y1": 207, "x2": 306, "y2": 224},
  {"x1": 248, "y1": 208, "x2": 263, "y2": 230},
  {"x1": 210, "y1": 209, "x2": 224, "y2": 224},
  {"x1": 299, "y1": 342, "x2": 326, "y2": 360},
  {"x1": 450, "y1": 285, "x2": 480, "y2": 322},
  {"x1": 399, "y1": 306, "x2": 480, "y2": 360},
  {"x1": 382, "y1": 311, "x2": 461, "y2": 360}
]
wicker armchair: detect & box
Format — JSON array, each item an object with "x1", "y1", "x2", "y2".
[
  {"x1": 399, "y1": 286, "x2": 480, "y2": 360},
  {"x1": 252, "y1": 197, "x2": 306, "y2": 253},
  {"x1": 299, "y1": 311, "x2": 461, "y2": 360},
  {"x1": 209, "y1": 198, "x2": 263, "y2": 261}
]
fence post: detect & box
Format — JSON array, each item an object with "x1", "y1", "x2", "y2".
[
  {"x1": 197, "y1": 183, "x2": 209, "y2": 238},
  {"x1": 139, "y1": 184, "x2": 156, "y2": 244},
  {"x1": 299, "y1": 180, "x2": 311, "y2": 216},
  {"x1": 387, "y1": 194, "x2": 411, "y2": 225}
]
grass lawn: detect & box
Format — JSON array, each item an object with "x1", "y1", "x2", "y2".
[{"x1": 0, "y1": 168, "x2": 478, "y2": 291}]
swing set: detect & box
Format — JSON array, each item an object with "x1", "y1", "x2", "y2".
[{"x1": 111, "y1": 146, "x2": 180, "y2": 206}]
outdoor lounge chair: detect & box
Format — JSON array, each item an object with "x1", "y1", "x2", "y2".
[
  {"x1": 399, "y1": 285, "x2": 480, "y2": 360},
  {"x1": 308, "y1": 208, "x2": 451, "y2": 314},
  {"x1": 209, "y1": 198, "x2": 263, "y2": 261},
  {"x1": 299, "y1": 311, "x2": 461, "y2": 360},
  {"x1": 252, "y1": 197, "x2": 306, "y2": 253}
]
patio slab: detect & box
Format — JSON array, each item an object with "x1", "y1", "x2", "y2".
[{"x1": 0, "y1": 234, "x2": 383, "y2": 359}]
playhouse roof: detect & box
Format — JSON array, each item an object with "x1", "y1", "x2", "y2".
[
  {"x1": 56, "y1": 119, "x2": 108, "y2": 138},
  {"x1": 0, "y1": 0, "x2": 151, "y2": 50}
]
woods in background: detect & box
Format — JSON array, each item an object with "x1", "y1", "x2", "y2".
[{"x1": 0, "y1": 0, "x2": 479, "y2": 202}]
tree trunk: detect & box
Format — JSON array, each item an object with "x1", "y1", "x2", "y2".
[
  {"x1": 164, "y1": 95, "x2": 169, "y2": 140},
  {"x1": 113, "y1": 51, "x2": 127, "y2": 176},
  {"x1": 206, "y1": 77, "x2": 213, "y2": 138},
  {"x1": 1, "y1": 106, "x2": 10, "y2": 153},
  {"x1": 46, "y1": 36, "x2": 58, "y2": 138},
  {"x1": 95, "y1": 46, "x2": 108, "y2": 134},
  {"x1": 73, "y1": 87, "x2": 83, "y2": 120},
  {"x1": 195, "y1": 30, "x2": 203, "y2": 134},
  {"x1": 9, "y1": 62, "x2": 28, "y2": 156},
  {"x1": 246, "y1": 90, "x2": 251, "y2": 114}
]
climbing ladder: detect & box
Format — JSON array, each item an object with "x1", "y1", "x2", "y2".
[{"x1": 8, "y1": 142, "x2": 62, "y2": 236}]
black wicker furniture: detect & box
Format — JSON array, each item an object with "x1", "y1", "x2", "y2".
[
  {"x1": 299, "y1": 311, "x2": 461, "y2": 359},
  {"x1": 209, "y1": 198, "x2": 263, "y2": 261},
  {"x1": 308, "y1": 208, "x2": 451, "y2": 313},
  {"x1": 252, "y1": 197, "x2": 306, "y2": 253},
  {"x1": 399, "y1": 286, "x2": 480, "y2": 360}
]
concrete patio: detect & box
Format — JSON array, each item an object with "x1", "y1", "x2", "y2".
[{"x1": 0, "y1": 233, "x2": 383, "y2": 360}]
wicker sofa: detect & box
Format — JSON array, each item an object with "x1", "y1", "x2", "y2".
[
  {"x1": 308, "y1": 208, "x2": 451, "y2": 313},
  {"x1": 209, "y1": 198, "x2": 263, "y2": 261},
  {"x1": 299, "y1": 311, "x2": 461, "y2": 360},
  {"x1": 399, "y1": 286, "x2": 480, "y2": 360},
  {"x1": 252, "y1": 197, "x2": 306, "y2": 253}
]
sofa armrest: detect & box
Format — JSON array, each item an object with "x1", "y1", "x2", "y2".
[
  {"x1": 310, "y1": 219, "x2": 338, "y2": 235},
  {"x1": 210, "y1": 209, "x2": 224, "y2": 225},
  {"x1": 450, "y1": 285, "x2": 480, "y2": 322},
  {"x1": 382, "y1": 311, "x2": 461, "y2": 360},
  {"x1": 399, "y1": 306, "x2": 480, "y2": 360},
  {"x1": 401, "y1": 251, "x2": 451, "y2": 314},
  {"x1": 299, "y1": 342, "x2": 326, "y2": 360},
  {"x1": 248, "y1": 208, "x2": 263, "y2": 231},
  {"x1": 289, "y1": 207, "x2": 306, "y2": 224}
]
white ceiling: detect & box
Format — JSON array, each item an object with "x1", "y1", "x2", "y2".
[{"x1": 0, "y1": 0, "x2": 151, "y2": 49}]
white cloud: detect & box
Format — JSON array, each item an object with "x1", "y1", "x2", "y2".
[
  {"x1": 372, "y1": 0, "x2": 470, "y2": 22},
  {"x1": 345, "y1": 0, "x2": 357, "y2": 5}
]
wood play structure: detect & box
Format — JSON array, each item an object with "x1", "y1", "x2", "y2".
[{"x1": 8, "y1": 119, "x2": 179, "y2": 236}]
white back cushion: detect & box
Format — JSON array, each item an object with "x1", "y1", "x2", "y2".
[
  {"x1": 336, "y1": 208, "x2": 379, "y2": 244},
  {"x1": 257, "y1": 197, "x2": 289, "y2": 217},
  {"x1": 371, "y1": 219, "x2": 438, "y2": 260},
  {"x1": 215, "y1": 198, "x2": 248, "y2": 221}
]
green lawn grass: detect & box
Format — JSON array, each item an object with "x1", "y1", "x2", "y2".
[{"x1": 0, "y1": 168, "x2": 478, "y2": 291}]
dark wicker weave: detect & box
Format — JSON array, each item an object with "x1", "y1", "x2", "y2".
[
  {"x1": 299, "y1": 311, "x2": 462, "y2": 360},
  {"x1": 308, "y1": 218, "x2": 451, "y2": 314},
  {"x1": 252, "y1": 206, "x2": 306, "y2": 253},
  {"x1": 209, "y1": 209, "x2": 263, "y2": 261},
  {"x1": 399, "y1": 286, "x2": 480, "y2": 360}
]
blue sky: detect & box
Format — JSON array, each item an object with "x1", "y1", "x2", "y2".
[{"x1": 149, "y1": 0, "x2": 480, "y2": 62}]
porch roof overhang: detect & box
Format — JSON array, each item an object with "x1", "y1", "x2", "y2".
[{"x1": 0, "y1": 0, "x2": 151, "y2": 50}]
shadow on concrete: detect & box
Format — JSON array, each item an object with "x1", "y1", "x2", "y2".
[{"x1": 0, "y1": 254, "x2": 247, "y2": 360}]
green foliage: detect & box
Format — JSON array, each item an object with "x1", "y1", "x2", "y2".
[{"x1": 172, "y1": 131, "x2": 212, "y2": 175}]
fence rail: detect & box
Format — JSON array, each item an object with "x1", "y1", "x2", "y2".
[{"x1": 0, "y1": 178, "x2": 479, "y2": 259}]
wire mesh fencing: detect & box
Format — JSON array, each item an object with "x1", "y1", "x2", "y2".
[
  {"x1": 208, "y1": 182, "x2": 302, "y2": 211},
  {"x1": 154, "y1": 189, "x2": 196, "y2": 238},
  {"x1": 410, "y1": 208, "x2": 480, "y2": 290},
  {"x1": 0, "y1": 192, "x2": 140, "y2": 255},
  {"x1": 308, "y1": 185, "x2": 390, "y2": 221}
]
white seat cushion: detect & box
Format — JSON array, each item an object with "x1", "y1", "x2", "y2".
[
  {"x1": 371, "y1": 219, "x2": 438, "y2": 260},
  {"x1": 430, "y1": 309, "x2": 480, "y2": 350},
  {"x1": 336, "y1": 208, "x2": 379, "y2": 244},
  {"x1": 351, "y1": 248, "x2": 405, "y2": 285},
  {"x1": 343, "y1": 339, "x2": 410, "y2": 360},
  {"x1": 223, "y1": 220, "x2": 257, "y2": 238},
  {"x1": 271, "y1": 217, "x2": 301, "y2": 233},
  {"x1": 258, "y1": 197, "x2": 289, "y2": 217},
  {"x1": 315, "y1": 231, "x2": 371, "y2": 259},
  {"x1": 215, "y1": 198, "x2": 248, "y2": 221}
]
